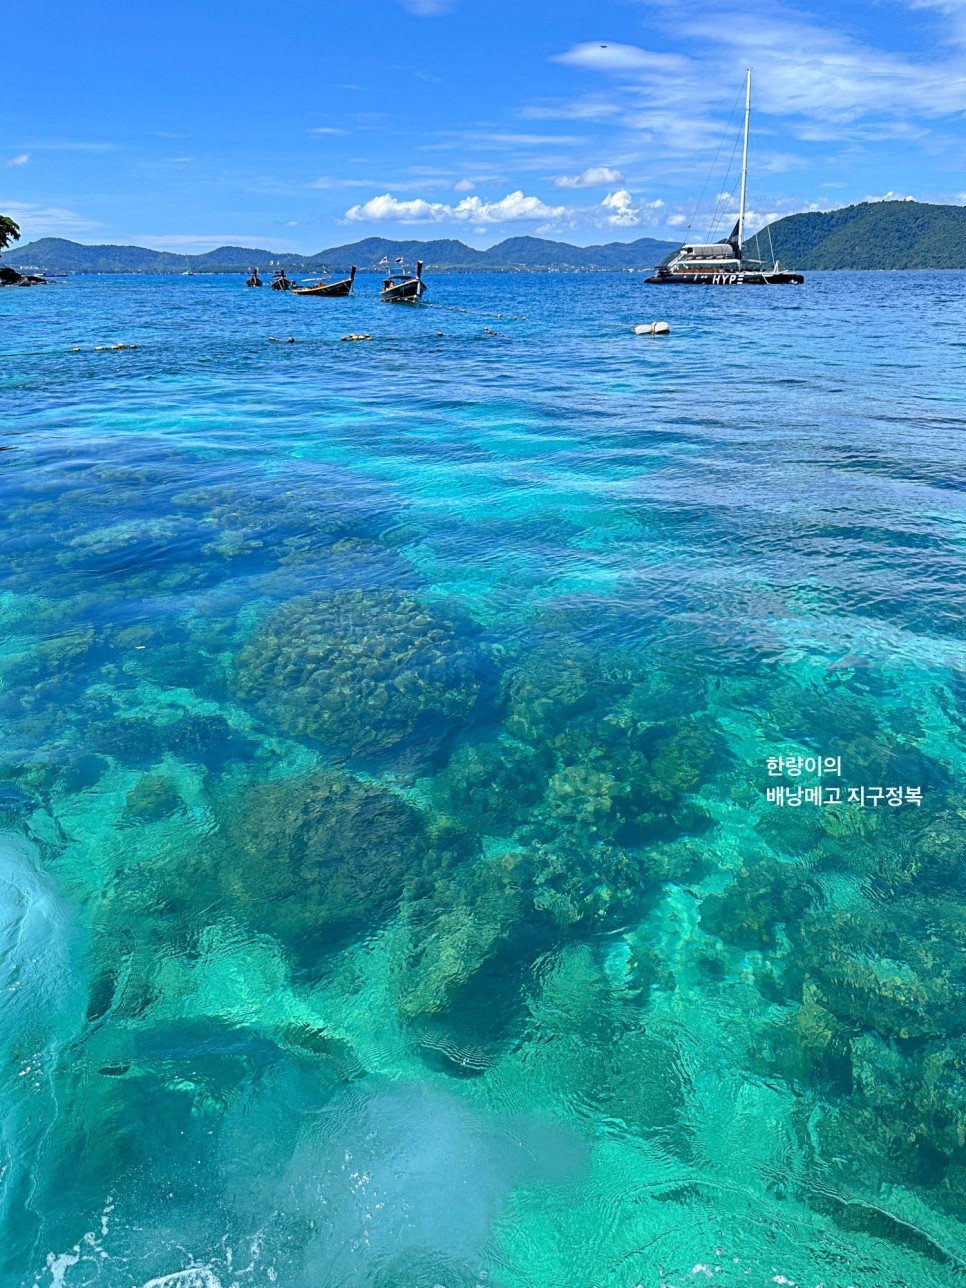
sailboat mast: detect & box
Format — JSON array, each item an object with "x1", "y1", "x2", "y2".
[{"x1": 737, "y1": 67, "x2": 751, "y2": 255}]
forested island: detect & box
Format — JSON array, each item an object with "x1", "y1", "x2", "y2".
[{"x1": 753, "y1": 199, "x2": 966, "y2": 270}]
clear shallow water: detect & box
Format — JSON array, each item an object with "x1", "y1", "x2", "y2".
[{"x1": 2, "y1": 270, "x2": 966, "y2": 1287}]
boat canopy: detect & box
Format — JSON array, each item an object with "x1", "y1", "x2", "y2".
[{"x1": 678, "y1": 243, "x2": 735, "y2": 258}]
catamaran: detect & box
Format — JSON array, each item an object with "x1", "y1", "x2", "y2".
[{"x1": 646, "y1": 70, "x2": 804, "y2": 286}]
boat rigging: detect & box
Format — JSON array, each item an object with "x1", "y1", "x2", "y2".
[{"x1": 646, "y1": 69, "x2": 804, "y2": 286}]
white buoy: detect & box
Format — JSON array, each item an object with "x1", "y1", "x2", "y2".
[{"x1": 634, "y1": 321, "x2": 670, "y2": 336}]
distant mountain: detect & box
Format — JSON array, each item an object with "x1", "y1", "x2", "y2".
[
  {"x1": 3, "y1": 238, "x2": 189, "y2": 273},
  {"x1": 2, "y1": 237, "x2": 303, "y2": 274},
  {"x1": 306, "y1": 237, "x2": 491, "y2": 269},
  {"x1": 3, "y1": 233, "x2": 679, "y2": 274},
  {"x1": 487, "y1": 235, "x2": 676, "y2": 269},
  {"x1": 190, "y1": 244, "x2": 277, "y2": 269},
  {"x1": 753, "y1": 200, "x2": 966, "y2": 270}
]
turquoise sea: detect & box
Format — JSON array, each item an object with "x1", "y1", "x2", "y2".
[{"x1": 2, "y1": 270, "x2": 966, "y2": 1287}]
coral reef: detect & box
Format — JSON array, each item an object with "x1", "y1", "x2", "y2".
[
  {"x1": 700, "y1": 858, "x2": 815, "y2": 951},
  {"x1": 215, "y1": 769, "x2": 438, "y2": 966},
  {"x1": 430, "y1": 735, "x2": 549, "y2": 837},
  {"x1": 391, "y1": 849, "x2": 527, "y2": 1020},
  {"x1": 235, "y1": 590, "x2": 493, "y2": 763}
]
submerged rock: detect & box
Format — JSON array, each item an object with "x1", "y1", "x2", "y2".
[{"x1": 125, "y1": 773, "x2": 182, "y2": 821}]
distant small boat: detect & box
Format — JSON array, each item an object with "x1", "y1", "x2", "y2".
[
  {"x1": 380, "y1": 260, "x2": 426, "y2": 302},
  {"x1": 245, "y1": 268, "x2": 263, "y2": 287},
  {"x1": 293, "y1": 265, "x2": 357, "y2": 297},
  {"x1": 270, "y1": 268, "x2": 294, "y2": 291}
]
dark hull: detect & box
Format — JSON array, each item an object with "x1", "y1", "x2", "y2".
[
  {"x1": 380, "y1": 279, "x2": 426, "y2": 302},
  {"x1": 293, "y1": 265, "x2": 357, "y2": 297},
  {"x1": 645, "y1": 270, "x2": 804, "y2": 285},
  {"x1": 293, "y1": 279, "x2": 354, "y2": 297}
]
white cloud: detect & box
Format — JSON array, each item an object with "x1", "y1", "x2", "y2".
[
  {"x1": 0, "y1": 202, "x2": 101, "y2": 237},
  {"x1": 345, "y1": 194, "x2": 442, "y2": 222},
  {"x1": 4, "y1": 154, "x2": 29, "y2": 167},
  {"x1": 598, "y1": 190, "x2": 666, "y2": 228},
  {"x1": 310, "y1": 127, "x2": 349, "y2": 136},
  {"x1": 452, "y1": 178, "x2": 475, "y2": 192},
  {"x1": 601, "y1": 189, "x2": 640, "y2": 226},
  {"x1": 135, "y1": 234, "x2": 294, "y2": 249},
  {"x1": 554, "y1": 165, "x2": 624, "y2": 188},
  {"x1": 345, "y1": 190, "x2": 568, "y2": 224},
  {"x1": 555, "y1": 43, "x2": 690, "y2": 75},
  {"x1": 457, "y1": 192, "x2": 567, "y2": 222},
  {"x1": 557, "y1": 15, "x2": 966, "y2": 128},
  {"x1": 533, "y1": 1, "x2": 966, "y2": 198},
  {"x1": 16, "y1": 141, "x2": 118, "y2": 153}
]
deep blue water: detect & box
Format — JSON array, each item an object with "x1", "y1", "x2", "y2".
[{"x1": 2, "y1": 270, "x2": 966, "y2": 1287}]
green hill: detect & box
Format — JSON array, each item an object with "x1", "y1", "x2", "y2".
[
  {"x1": 4, "y1": 237, "x2": 307, "y2": 273},
  {"x1": 190, "y1": 245, "x2": 278, "y2": 269},
  {"x1": 753, "y1": 200, "x2": 966, "y2": 270},
  {"x1": 307, "y1": 237, "x2": 491, "y2": 269},
  {"x1": 2, "y1": 234, "x2": 678, "y2": 274},
  {"x1": 486, "y1": 235, "x2": 676, "y2": 269},
  {"x1": 4, "y1": 237, "x2": 188, "y2": 273}
]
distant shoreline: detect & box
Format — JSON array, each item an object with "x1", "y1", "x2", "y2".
[
  {"x1": 8, "y1": 267, "x2": 966, "y2": 277},
  {"x1": 11, "y1": 203, "x2": 966, "y2": 274},
  {"x1": 8, "y1": 266, "x2": 668, "y2": 276}
]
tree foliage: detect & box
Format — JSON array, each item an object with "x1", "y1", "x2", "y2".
[{"x1": 0, "y1": 215, "x2": 21, "y2": 252}]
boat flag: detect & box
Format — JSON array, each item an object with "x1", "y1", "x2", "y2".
[
  {"x1": 378, "y1": 256, "x2": 389, "y2": 266},
  {"x1": 394, "y1": 256, "x2": 404, "y2": 265}
]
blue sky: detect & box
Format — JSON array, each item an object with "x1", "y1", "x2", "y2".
[{"x1": 3, "y1": 0, "x2": 965, "y2": 251}]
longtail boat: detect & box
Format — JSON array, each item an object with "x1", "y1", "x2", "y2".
[
  {"x1": 245, "y1": 269, "x2": 263, "y2": 287},
  {"x1": 270, "y1": 268, "x2": 294, "y2": 291},
  {"x1": 293, "y1": 265, "x2": 357, "y2": 297},
  {"x1": 379, "y1": 260, "x2": 426, "y2": 302}
]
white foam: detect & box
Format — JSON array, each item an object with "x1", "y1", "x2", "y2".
[{"x1": 142, "y1": 1271, "x2": 223, "y2": 1288}]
